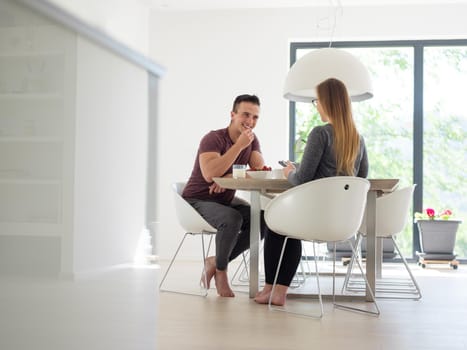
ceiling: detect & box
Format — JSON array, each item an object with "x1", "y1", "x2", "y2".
[{"x1": 149, "y1": 0, "x2": 467, "y2": 11}]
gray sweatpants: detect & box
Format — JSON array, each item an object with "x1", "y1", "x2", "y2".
[{"x1": 186, "y1": 197, "x2": 264, "y2": 270}]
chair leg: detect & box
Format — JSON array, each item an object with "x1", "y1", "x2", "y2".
[
  {"x1": 240, "y1": 252, "x2": 250, "y2": 281},
  {"x1": 199, "y1": 233, "x2": 209, "y2": 296},
  {"x1": 159, "y1": 233, "x2": 189, "y2": 292},
  {"x1": 342, "y1": 233, "x2": 363, "y2": 293},
  {"x1": 231, "y1": 241, "x2": 265, "y2": 287},
  {"x1": 159, "y1": 232, "x2": 213, "y2": 297},
  {"x1": 391, "y1": 237, "x2": 422, "y2": 300},
  {"x1": 343, "y1": 236, "x2": 422, "y2": 300},
  {"x1": 333, "y1": 241, "x2": 380, "y2": 316},
  {"x1": 230, "y1": 251, "x2": 250, "y2": 286},
  {"x1": 312, "y1": 242, "x2": 324, "y2": 317},
  {"x1": 232, "y1": 241, "x2": 310, "y2": 290},
  {"x1": 289, "y1": 260, "x2": 305, "y2": 289},
  {"x1": 291, "y1": 242, "x2": 311, "y2": 288},
  {"x1": 269, "y1": 238, "x2": 324, "y2": 318}
]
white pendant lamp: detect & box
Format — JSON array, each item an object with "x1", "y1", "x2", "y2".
[{"x1": 283, "y1": 47, "x2": 373, "y2": 102}]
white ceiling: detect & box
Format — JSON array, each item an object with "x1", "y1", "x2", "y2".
[{"x1": 149, "y1": 0, "x2": 467, "y2": 11}]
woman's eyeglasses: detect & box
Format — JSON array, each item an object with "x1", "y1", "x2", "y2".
[{"x1": 311, "y1": 99, "x2": 318, "y2": 107}]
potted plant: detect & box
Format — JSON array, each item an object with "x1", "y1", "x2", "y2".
[{"x1": 414, "y1": 208, "x2": 462, "y2": 269}]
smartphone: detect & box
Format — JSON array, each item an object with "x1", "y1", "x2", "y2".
[{"x1": 278, "y1": 160, "x2": 298, "y2": 167}]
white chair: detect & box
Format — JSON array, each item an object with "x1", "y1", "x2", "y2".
[
  {"x1": 264, "y1": 176, "x2": 379, "y2": 318},
  {"x1": 159, "y1": 182, "x2": 217, "y2": 296},
  {"x1": 342, "y1": 185, "x2": 422, "y2": 300},
  {"x1": 230, "y1": 194, "x2": 309, "y2": 289}
]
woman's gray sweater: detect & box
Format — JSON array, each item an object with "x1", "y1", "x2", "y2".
[{"x1": 287, "y1": 123, "x2": 369, "y2": 186}]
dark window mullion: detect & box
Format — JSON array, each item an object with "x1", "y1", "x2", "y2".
[
  {"x1": 289, "y1": 47, "x2": 297, "y2": 161},
  {"x1": 413, "y1": 44, "x2": 424, "y2": 255}
]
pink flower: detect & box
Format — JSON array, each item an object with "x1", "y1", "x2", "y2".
[
  {"x1": 415, "y1": 208, "x2": 454, "y2": 221},
  {"x1": 441, "y1": 209, "x2": 452, "y2": 216},
  {"x1": 425, "y1": 208, "x2": 435, "y2": 219},
  {"x1": 440, "y1": 209, "x2": 453, "y2": 220}
]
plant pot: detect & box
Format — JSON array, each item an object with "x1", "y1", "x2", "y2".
[{"x1": 416, "y1": 219, "x2": 462, "y2": 258}]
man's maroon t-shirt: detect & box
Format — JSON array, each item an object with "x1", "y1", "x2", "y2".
[{"x1": 182, "y1": 127, "x2": 261, "y2": 205}]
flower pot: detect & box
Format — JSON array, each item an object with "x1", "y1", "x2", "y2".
[{"x1": 417, "y1": 219, "x2": 462, "y2": 257}]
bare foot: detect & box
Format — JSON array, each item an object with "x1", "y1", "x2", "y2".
[
  {"x1": 214, "y1": 269, "x2": 235, "y2": 297},
  {"x1": 200, "y1": 256, "x2": 216, "y2": 289},
  {"x1": 254, "y1": 284, "x2": 288, "y2": 306},
  {"x1": 255, "y1": 284, "x2": 273, "y2": 299}
]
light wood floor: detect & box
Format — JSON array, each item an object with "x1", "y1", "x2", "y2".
[
  {"x1": 0, "y1": 265, "x2": 159, "y2": 350},
  {"x1": 157, "y1": 259, "x2": 467, "y2": 350}
]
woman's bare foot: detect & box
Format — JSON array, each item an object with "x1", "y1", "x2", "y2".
[
  {"x1": 254, "y1": 284, "x2": 288, "y2": 306},
  {"x1": 200, "y1": 256, "x2": 216, "y2": 289},
  {"x1": 214, "y1": 269, "x2": 235, "y2": 297},
  {"x1": 255, "y1": 284, "x2": 273, "y2": 299}
]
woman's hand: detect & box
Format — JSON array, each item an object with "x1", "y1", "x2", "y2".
[{"x1": 283, "y1": 161, "x2": 296, "y2": 178}]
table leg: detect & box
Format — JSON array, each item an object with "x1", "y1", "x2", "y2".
[
  {"x1": 365, "y1": 190, "x2": 377, "y2": 302},
  {"x1": 249, "y1": 190, "x2": 261, "y2": 298},
  {"x1": 376, "y1": 235, "x2": 383, "y2": 279}
]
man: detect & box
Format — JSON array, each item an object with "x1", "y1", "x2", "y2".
[{"x1": 183, "y1": 94, "x2": 265, "y2": 297}]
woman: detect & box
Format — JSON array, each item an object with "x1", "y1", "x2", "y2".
[{"x1": 255, "y1": 78, "x2": 369, "y2": 306}]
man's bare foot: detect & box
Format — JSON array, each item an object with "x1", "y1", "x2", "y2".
[
  {"x1": 214, "y1": 269, "x2": 235, "y2": 297},
  {"x1": 254, "y1": 284, "x2": 288, "y2": 306},
  {"x1": 200, "y1": 256, "x2": 216, "y2": 289}
]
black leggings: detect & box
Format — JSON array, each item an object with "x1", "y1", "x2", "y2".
[{"x1": 263, "y1": 228, "x2": 302, "y2": 286}]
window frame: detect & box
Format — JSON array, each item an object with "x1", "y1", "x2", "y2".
[{"x1": 288, "y1": 39, "x2": 467, "y2": 257}]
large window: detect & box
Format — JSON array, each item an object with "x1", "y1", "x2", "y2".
[{"x1": 290, "y1": 40, "x2": 467, "y2": 259}]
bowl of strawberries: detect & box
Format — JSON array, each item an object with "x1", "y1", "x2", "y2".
[{"x1": 246, "y1": 165, "x2": 272, "y2": 179}]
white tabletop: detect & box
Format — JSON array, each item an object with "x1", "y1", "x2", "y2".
[{"x1": 212, "y1": 177, "x2": 292, "y2": 192}]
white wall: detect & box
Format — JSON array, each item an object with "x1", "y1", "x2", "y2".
[
  {"x1": 72, "y1": 37, "x2": 148, "y2": 273},
  {"x1": 149, "y1": 3, "x2": 467, "y2": 259},
  {"x1": 1, "y1": 3, "x2": 157, "y2": 349},
  {"x1": 48, "y1": 0, "x2": 150, "y2": 55},
  {"x1": 0, "y1": 0, "x2": 153, "y2": 275}
]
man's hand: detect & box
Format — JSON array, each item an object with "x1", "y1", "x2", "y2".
[
  {"x1": 236, "y1": 127, "x2": 255, "y2": 150},
  {"x1": 209, "y1": 182, "x2": 226, "y2": 195}
]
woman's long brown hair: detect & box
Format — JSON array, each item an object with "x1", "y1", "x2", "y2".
[{"x1": 316, "y1": 78, "x2": 360, "y2": 176}]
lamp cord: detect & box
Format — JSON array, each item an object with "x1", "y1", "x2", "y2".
[{"x1": 328, "y1": 0, "x2": 343, "y2": 47}]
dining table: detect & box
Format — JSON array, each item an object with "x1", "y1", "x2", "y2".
[
  {"x1": 213, "y1": 176, "x2": 292, "y2": 298},
  {"x1": 213, "y1": 176, "x2": 399, "y2": 300}
]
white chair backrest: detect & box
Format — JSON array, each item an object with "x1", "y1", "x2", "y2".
[
  {"x1": 374, "y1": 185, "x2": 415, "y2": 237},
  {"x1": 172, "y1": 182, "x2": 217, "y2": 234},
  {"x1": 264, "y1": 177, "x2": 370, "y2": 242}
]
